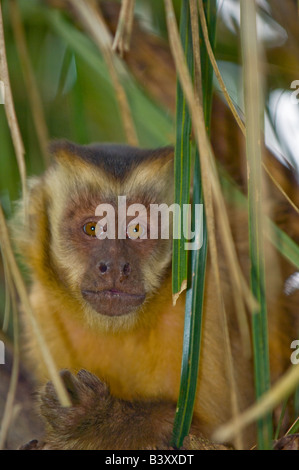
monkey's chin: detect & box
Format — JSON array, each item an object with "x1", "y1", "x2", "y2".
[{"x1": 81, "y1": 289, "x2": 146, "y2": 317}]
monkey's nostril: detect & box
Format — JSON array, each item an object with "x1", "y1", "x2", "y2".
[
  {"x1": 99, "y1": 262, "x2": 108, "y2": 274},
  {"x1": 123, "y1": 263, "x2": 131, "y2": 276}
]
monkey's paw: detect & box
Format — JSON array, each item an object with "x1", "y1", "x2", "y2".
[{"x1": 39, "y1": 369, "x2": 112, "y2": 448}]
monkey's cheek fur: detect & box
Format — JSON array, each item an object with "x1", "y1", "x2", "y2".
[{"x1": 81, "y1": 289, "x2": 146, "y2": 316}]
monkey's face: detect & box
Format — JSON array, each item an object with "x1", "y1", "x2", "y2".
[
  {"x1": 38, "y1": 142, "x2": 174, "y2": 327},
  {"x1": 66, "y1": 201, "x2": 163, "y2": 318}
]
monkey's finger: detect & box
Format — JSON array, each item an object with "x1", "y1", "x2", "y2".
[
  {"x1": 19, "y1": 439, "x2": 41, "y2": 450},
  {"x1": 39, "y1": 380, "x2": 65, "y2": 427},
  {"x1": 76, "y1": 369, "x2": 109, "y2": 396}
]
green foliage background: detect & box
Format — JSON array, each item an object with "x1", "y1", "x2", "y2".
[{"x1": 1, "y1": 0, "x2": 299, "y2": 449}]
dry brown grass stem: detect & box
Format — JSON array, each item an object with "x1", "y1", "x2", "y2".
[
  {"x1": 197, "y1": 0, "x2": 299, "y2": 215},
  {"x1": 112, "y1": 0, "x2": 135, "y2": 57},
  {"x1": 189, "y1": 0, "x2": 203, "y2": 107},
  {"x1": 9, "y1": 0, "x2": 50, "y2": 166},
  {"x1": 213, "y1": 363, "x2": 299, "y2": 442},
  {"x1": 2, "y1": 255, "x2": 12, "y2": 332},
  {"x1": 0, "y1": 281, "x2": 19, "y2": 450}
]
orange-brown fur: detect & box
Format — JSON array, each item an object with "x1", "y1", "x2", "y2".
[{"x1": 14, "y1": 142, "x2": 299, "y2": 449}]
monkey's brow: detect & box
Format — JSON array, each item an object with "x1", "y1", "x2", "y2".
[
  {"x1": 66, "y1": 183, "x2": 158, "y2": 208},
  {"x1": 65, "y1": 197, "x2": 154, "y2": 216},
  {"x1": 65, "y1": 186, "x2": 112, "y2": 206}
]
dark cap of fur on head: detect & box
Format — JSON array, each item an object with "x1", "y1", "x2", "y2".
[{"x1": 49, "y1": 140, "x2": 174, "y2": 180}]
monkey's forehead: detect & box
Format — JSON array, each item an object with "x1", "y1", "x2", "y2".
[
  {"x1": 49, "y1": 140, "x2": 174, "y2": 181},
  {"x1": 62, "y1": 191, "x2": 159, "y2": 217},
  {"x1": 45, "y1": 164, "x2": 174, "y2": 225},
  {"x1": 46, "y1": 143, "x2": 174, "y2": 211}
]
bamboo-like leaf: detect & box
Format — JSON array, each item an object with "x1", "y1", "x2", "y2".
[
  {"x1": 171, "y1": 0, "x2": 215, "y2": 448},
  {"x1": 198, "y1": 0, "x2": 217, "y2": 126},
  {"x1": 287, "y1": 416, "x2": 299, "y2": 435},
  {"x1": 171, "y1": 150, "x2": 208, "y2": 448},
  {"x1": 240, "y1": 0, "x2": 272, "y2": 449},
  {"x1": 267, "y1": 222, "x2": 299, "y2": 270},
  {"x1": 172, "y1": 0, "x2": 192, "y2": 302}
]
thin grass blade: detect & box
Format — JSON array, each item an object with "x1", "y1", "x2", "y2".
[
  {"x1": 172, "y1": 0, "x2": 193, "y2": 303},
  {"x1": 240, "y1": 0, "x2": 273, "y2": 449}
]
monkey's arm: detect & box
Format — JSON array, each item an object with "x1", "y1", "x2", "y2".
[{"x1": 38, "y1": 369, "x2": 177, "y2": 450}]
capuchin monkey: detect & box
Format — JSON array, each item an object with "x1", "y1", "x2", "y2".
[{"x1": 14, "y1": 141, "x2": 299, "y2": 450}]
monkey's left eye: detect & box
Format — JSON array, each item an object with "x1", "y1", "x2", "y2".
[
  {"x1": 83, "y1": 222, "x2": 97, "y2": 237},
  {"x1": 127, "y1": 222, "x2": 146, "y2": 240}
]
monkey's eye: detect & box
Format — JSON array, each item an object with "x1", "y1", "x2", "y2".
[
  {"x1": 126, "y1": 222, "x2": 146, "y2": 240},
  {"x1": 83, "y1": 221, "x2": 97, "y2": 237}
]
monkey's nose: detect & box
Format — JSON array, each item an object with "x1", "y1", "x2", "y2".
[
  {"x1": 97, "y1": 261, "x2": 131, "y2": 277},
  {"x1": 122, "y1": 262, "x2": 131, "y2": 276},
  {"x1": 98, "y1": 262, "x2": 109, "y2": 274}
]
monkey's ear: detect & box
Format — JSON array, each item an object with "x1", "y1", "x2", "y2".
[
  {"x1": 128, "y1": 147, "x2": 174, "y2": 203},
  {"x1": 152, "y1": 146, "x2": 174, "y2": 162},
  {"x1": 48, "y1": 140, "x2": 84, "y2": 167},
  {"x1": 10, "y1": 174, "x2": 49, "y2": 275},
  {"x1": 144, "y1": 146, "x2": 174, "y2": 174}
]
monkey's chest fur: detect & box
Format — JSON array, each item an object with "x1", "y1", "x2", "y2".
[{"x1": 24, "y1": 263, "x2": 263, "y2": 445}]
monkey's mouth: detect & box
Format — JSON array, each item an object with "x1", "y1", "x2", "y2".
[{"x1": 81, "y1": 289, "x2": 146, "y2": 316}]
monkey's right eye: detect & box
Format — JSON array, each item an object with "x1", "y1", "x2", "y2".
[{"x1": 83, "y1": 222, "x2": 97, "y2": 237}]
